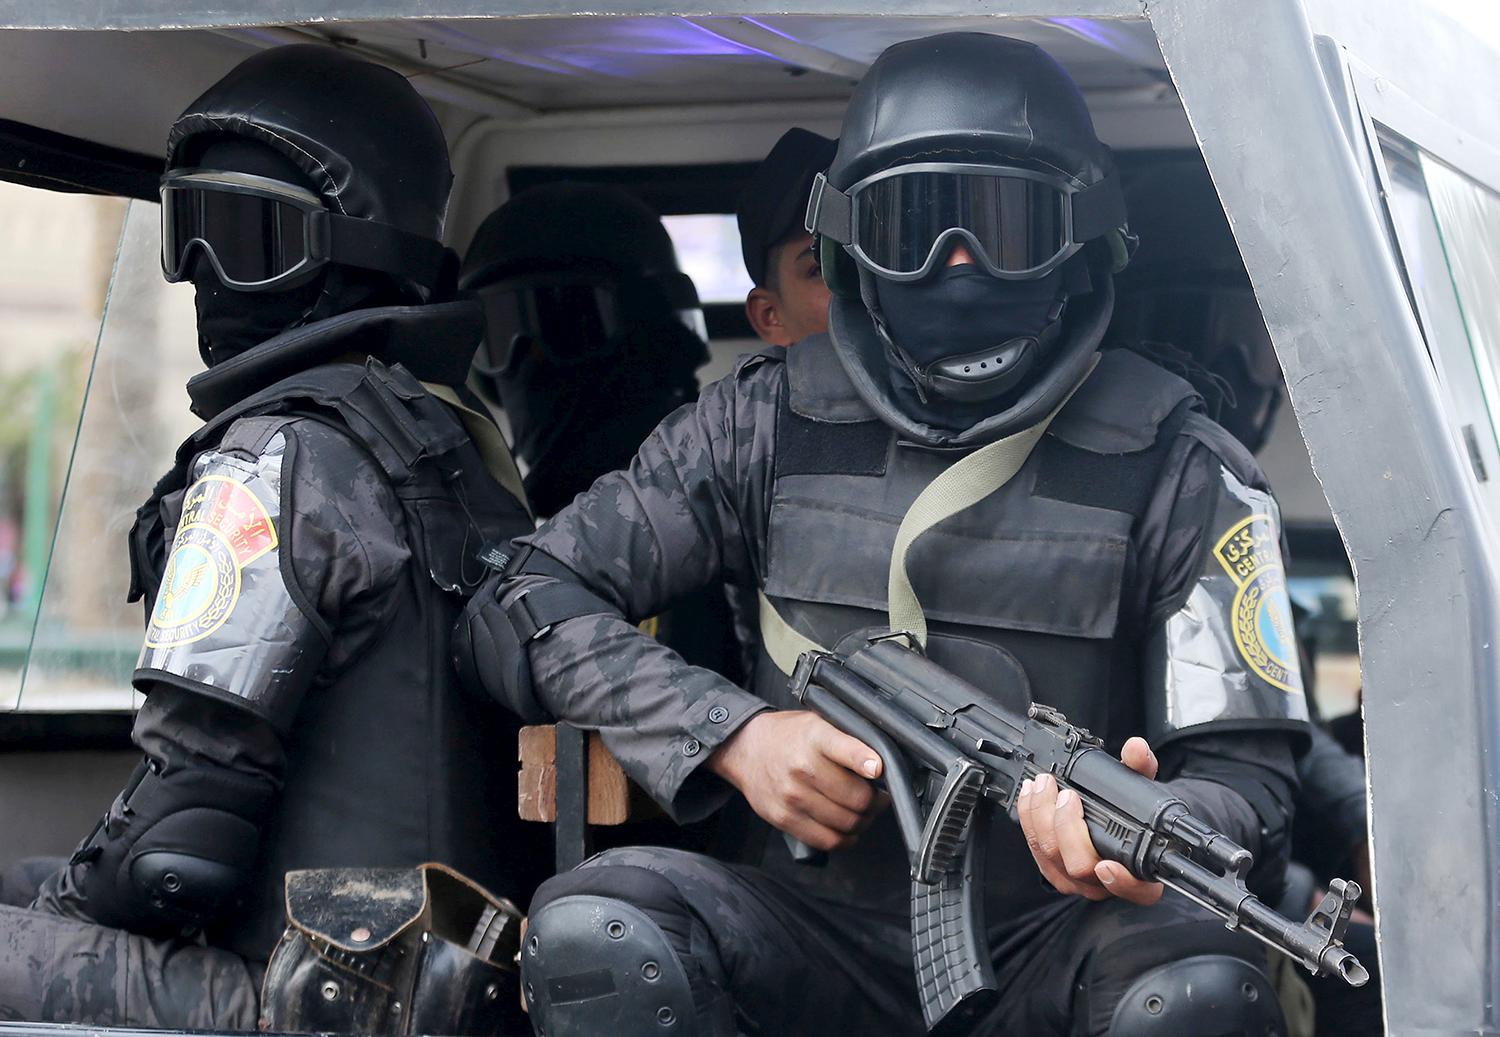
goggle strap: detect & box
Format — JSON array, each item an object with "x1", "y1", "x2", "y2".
[
  {"x1": 805, "y1": 172, "x2": 853, "y2": 244},
  {"x1": 1070, "y1": 172, "x2": 1127, "y2": 243},
  {"x1": 326, "y1": 213, "x2": 446, "y2": 290}
]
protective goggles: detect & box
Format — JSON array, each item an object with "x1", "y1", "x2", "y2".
[
  {"x1": 473, "y1": 271, "x2": 705, "y2": 377},
  {"x1": 161, "y1": 169, "x2": 445, "y2": 292},
  {"x1": 805, "y1": 162, "x2": 1126, "y2": 282}
]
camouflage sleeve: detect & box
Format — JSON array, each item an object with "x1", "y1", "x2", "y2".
[
  {"x1": 511, "y1": 355, "x2": 783, "y2": 821},
  {"x1": 133, "y1": 417, "x2": 410, "y2": 732}
]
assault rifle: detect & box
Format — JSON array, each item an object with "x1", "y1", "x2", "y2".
[{"x1": 787, "y1": 636, "x2": 1369, "y2": 1035}]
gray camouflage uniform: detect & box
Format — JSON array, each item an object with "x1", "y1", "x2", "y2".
[
  {"x1": 0, "y1": 357, "x2": 541, "y2": 1028},
  {"x1": 497, "y1": 337, "x2": 1304, "y2": 1035},
  {"x1": 0, "y1": 420, "x2": 397, "y2": 1027}
]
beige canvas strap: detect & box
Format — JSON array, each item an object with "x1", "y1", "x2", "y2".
[
  {"x1": 758, "y1": 355, "x2": 1100, "y2": 672},
  {"x1": 758, "y1": 589, "x2": 827, "y2": 677},
  {"x1": 421, "y1": 381, "x2": 532, "y2": 519},
  {"x1": 887, "y1": 354, "x2": 1098, "y2": 647}
]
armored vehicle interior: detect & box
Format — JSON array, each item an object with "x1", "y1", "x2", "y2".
[{"x1": 2, "y1": 6, "x2": 1499, "y2": 1032}]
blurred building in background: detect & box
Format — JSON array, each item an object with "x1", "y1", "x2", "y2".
[{"x1": 0, "y1": 185, "x2": 197, "y2": 709}]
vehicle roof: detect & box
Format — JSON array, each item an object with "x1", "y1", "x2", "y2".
[
  {"x1": 0, "y1": 13, "x2": 1187, "y2": 166},
  {"x1": 3, "y1": 2, "x2": 1496, "y2": 183}
]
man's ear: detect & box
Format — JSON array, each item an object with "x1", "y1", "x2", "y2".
[{"x1": 745, "y1": 287, "x2": 791, "y2": 347}]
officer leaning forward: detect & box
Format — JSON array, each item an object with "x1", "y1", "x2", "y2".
[
  {"x1": 456, "y1": 32, "x2": 1309, "y2": 1037},
  {"x1": 0, "y1": 45, "x2": 547, "y2": 1029}
]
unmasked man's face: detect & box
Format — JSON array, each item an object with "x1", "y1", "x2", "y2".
[{"x1": 745, "y1": 232, "x2": 832, "y2": 347}]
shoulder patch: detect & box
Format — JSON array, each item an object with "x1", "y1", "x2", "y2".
[
  {"x1": 1211, "y1": 509, "x2": 1301, "y2": 695},
  {"x1": 137, "y1": 430, "x2": 324, "y2": 728},
  {"x1": 146, "y1": 473, "x2": 279, "y2": 648}
]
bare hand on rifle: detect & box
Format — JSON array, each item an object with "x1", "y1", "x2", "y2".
[
  {"x1": 1018, "y1": 736, "x2": 1165, "y2": 906},
  {"x1": 709, "y1": 710, "x2": 886, "y2": 851}
]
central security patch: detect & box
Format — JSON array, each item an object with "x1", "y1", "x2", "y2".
[{"x1": 1213, "y1": 513, "x2": 1301, "y2": 694}]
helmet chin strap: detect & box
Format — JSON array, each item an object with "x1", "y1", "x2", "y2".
[
  {"x1": 919, "y1": 311, "x2": 1065, "y2": 403},
  {"x1": 860, "y1": 265, "x2": 1074, "y2": 404}
]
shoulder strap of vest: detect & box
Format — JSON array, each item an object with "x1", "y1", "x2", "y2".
[
  {"x1": 1048, "y1": 347, "x2": 1201, "y2": 454},
  {"x1": 785, "y1": 332, "x2": 876, "y2": 424},
  {"x1": 128, "y1": 360, "x2": 525, "y2": 603},
  {"x1": 1032, "y1": 395, "x2": 1196, "y2": 525},
  {"x1": 420, "y1": 381, "x2": 529, "y2": 516},
  {"x1": 887, "y1": 354, "x2": 1101, "y2": 648}
]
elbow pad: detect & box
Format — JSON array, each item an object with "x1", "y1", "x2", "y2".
[
  {"x1": 453, "y1": 573, "x2": 549, "y2": 723},
  {"x1": 453, "y1": 552, "x2": 618, "y2": 723},
  {"x1": 69, "y1": 752, "x2": 275, "y2": 938}
]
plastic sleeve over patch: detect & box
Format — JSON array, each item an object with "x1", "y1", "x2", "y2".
[
  {"x1": 135, "y1": 432, "x2": 322, "y2": 728},
  {"x1": 1144, "y1": 465, "x2": 1310, "y2": 742}
]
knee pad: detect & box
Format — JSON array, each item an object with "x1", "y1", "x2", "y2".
[
  {"x1": 72, "y1": 756, "x2": 271, "y2": 937},
  {"x1": 1107, "y1": 955, "x2": 1285, "y2": 1037},
  {"x1": 523, "y1": 895, "x2": 697, "y2": 1037}
]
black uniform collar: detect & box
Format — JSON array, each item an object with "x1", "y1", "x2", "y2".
[
  {"x1": 785, "y1": 333, "x2": 877, "y2": 424},
  {"x1": 186, "y1": 299, "x2": 483, "y2": 421}
]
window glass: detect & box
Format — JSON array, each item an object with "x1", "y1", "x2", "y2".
[
  {"x1": 1374, "y1": 132, "x2": 1500, "y2": 525},
  {"x1": 1420, "y1": 153, "x2": 1500, "y2": 442},
  {"x1": 1288, "y1": 570, "x2": 1360, "y2": 719},
  {"x1": 0, "y1": 183, "x2": 127, "y2": 709},
  {"x1": 662, "y1": 213, "x2": 755, "y2": 305},
  {"x1": 8, "y1": 199, "x2": 198, "y2": 712}
]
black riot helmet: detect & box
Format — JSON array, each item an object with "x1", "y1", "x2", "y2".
[
  {"x1": 460, "y1": 183, "x2": 708, "y2": 517},
  {"x1": 163, "y1": 45, "x2": 455, "y2": 364},
  {"x1": 460, "y1": 182, "x2": 704, "y2": 370},
  {"x1": 807, "y1": 33, "x2": 1131, "y2": 414}
]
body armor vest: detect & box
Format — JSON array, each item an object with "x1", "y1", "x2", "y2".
[
  {"x1": 745, "y1": 339, "x2": 1199, "y2": 918},
  {"x1": 128, "y1": 358, "x2": 546, "y2": 961}
]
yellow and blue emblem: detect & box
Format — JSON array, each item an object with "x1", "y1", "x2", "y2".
[
  {"x1": 1212, "y1": 514, "x2": 1302, "y2": 694},
  {"x1": 146, "y1": 475, "x2": 278, "y2": 648}
]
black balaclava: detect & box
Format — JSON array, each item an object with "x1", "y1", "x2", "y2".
[
  {"x1": 462, "y1": 183, "x2": 708, "y2": 515},
  {"x1": 185, "y1": 138, "x2": 328, "y2": 368},
  {"x1": 502, "y1": 298, "x2": 706, "y2": 518}
]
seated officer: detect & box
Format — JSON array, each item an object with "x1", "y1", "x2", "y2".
[
  {"x1": 458, "y1": 33, "x2": 1305, "y2": 1037},
  {"x1": 736, "y1": 128, "x2": 837, "y2": 347},
  {"x1": 747, "y1": 123, "x2": 1375, "y2": 1037},
  {"x1": 462, "y1": 183, "x2": 743, "y2": 684},
  {"x1": 461, "y1": 183, "x2": 709, "y2": 520},
  {"x1": 0, "y1": 45, "x2": 545, "y2": 1029}
]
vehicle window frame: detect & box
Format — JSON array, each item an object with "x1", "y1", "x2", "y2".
[{"x1": 1349, "y1": 59, "x2": 1500, "y2": 530}]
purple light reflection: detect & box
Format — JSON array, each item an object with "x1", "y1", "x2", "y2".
[
  {"x1": 670, "y1": 18, "x2": 785, "y2": 62},
  {"x1": 738, "y1": 17, "x2": 803, "y2": 44},
  {"x1": 1045, "y1": 17, "x2": 1144, "y2": 58},
  {"x1": 520, "y1": 19, "x2": 787, "y2": 78},
  {"x1": 430, "y1": 17, "x2": 797, "y2": 83}
]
